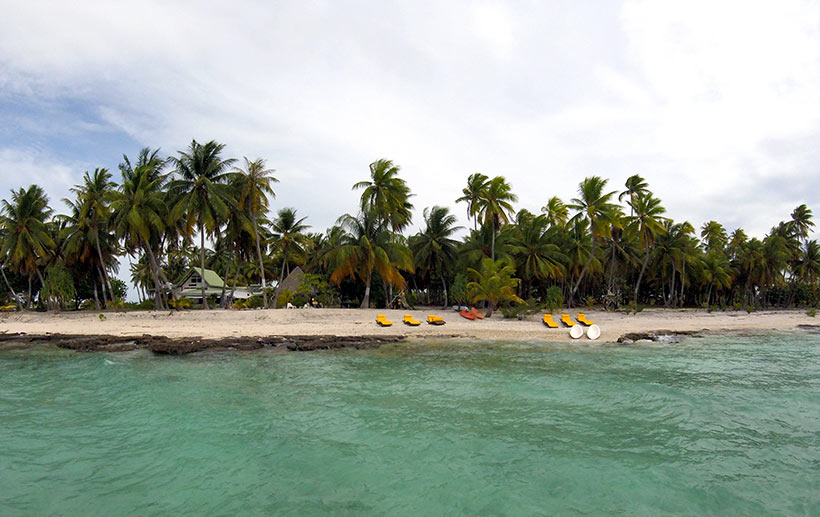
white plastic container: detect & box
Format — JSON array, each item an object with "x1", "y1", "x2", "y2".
[{"x1": 586, "y1": 324, "x2": 601, "y2": 340}]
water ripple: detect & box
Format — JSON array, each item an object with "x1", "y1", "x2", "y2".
[{"x1": 1, "y1": 333, "x2": 818, "y2": 515}]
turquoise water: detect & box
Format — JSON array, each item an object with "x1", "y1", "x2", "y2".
[{"x1": 1, "y1": 334, "x2": 819, "y2": 515}]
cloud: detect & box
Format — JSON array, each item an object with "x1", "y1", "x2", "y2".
[{"x1": 0, "y1": 0, "x2": 818, "y2": 247}]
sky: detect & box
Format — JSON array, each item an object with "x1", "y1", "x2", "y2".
[{"x1": 1, "y1": 0, "x2": 820, "y2": 294}]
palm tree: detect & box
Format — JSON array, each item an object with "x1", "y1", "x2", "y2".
[
  {"x1": 270, "y1": 207, "x2": 310, "y2": 290},
  {"x1": 456, "y1": 173, "x2": 489, "y2": 230},
  {"x1": 466, "y1": 257, "x2": 523, "y2": 317},
  {"x1": 111, "y1": 161, "x2": 170, "y2": 310},
  {"x1": 62, "y1": 168, "x2": 118, "y2": 306},
  {"x1": 409, "y1": 206, "x2": 462, "y2": 307},
  {"x1": 619, "y1": 174, "x2": 649, "y2": 215},
  {"x1": 0, "y1": 185, "x2": 55, "y2": 308},
  {"x1": 323, "y1": 211, "x2": 413, "y2": 308},
  {"x1": 795, "y1": 240, "x2": 820, "y2": 287},
  {"x1": 541, "y1": 196, "x2": 568, "y2": 228},
  {"x1": 509, "y1": 210, "x2": 566, "y2": 298},
  {"x1": 790, "y1": 204, "x2": 815, "y2": 245},
  {"x1": 169, "y1": 139, "x2": 236, "y2": 309},
  {"x1": 624, "y1": 192, "x2": 668, "y2": 304},
  {"x1": 567, "y1": 176, "x2": 620, "y2": 305},
  {"x1": 478, "y1": 176, "x2": 517, "y2": 261},
  {"x1": 353, "y1": 159, "x2": 414, "y2": 232},
  {"x1": 699, "y1": 250, "x2": 732, "y2": 306},
  {"x1": 700, "y1": 220, "x2": 728, "y2": 252},
  {"x1": 231, "y1": 157, "x2": 278, "y2": 308}
]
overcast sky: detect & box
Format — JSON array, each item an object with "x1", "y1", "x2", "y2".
[{"x1": 2, "y1": 1, "x2": 819, "y2": 250}]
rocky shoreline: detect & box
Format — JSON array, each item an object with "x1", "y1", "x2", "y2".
[{"x1": 0, "y1": 332, "x2": 406, "y2": 355}]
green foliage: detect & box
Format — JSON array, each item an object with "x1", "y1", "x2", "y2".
[
  {"x1": 276, "y1": 288, "x2": 295, "y2": 308},
  {"x1": 807, "y1": 308, "x2": 816, "y2": 317},
  {"x1": 295, "y1": 273, "x2": 339, "y2": 307},
  {"x1": 0, "y1": 302, "x2": 18, "y2": 312},
  {"x1": 169, "y1": 297, "x2": 193, "y2": 311},
  {"x1": 247, "y1": 295, "x2": 265, "y2": 309},
  {"x1": 466, "y1": 257, "x2": 524, "y2": 317},
  {"x1": 110, "y1": 278, "x2": 128, "y2": 300},
  {"x1": 450, "y1": 273, "x2": 468, "y2": 305},
  {"x1": 544, "y1": 286, "x2": 563, "y2": 313},
  {"x1": 500, "y1": 297, "x2": 541, "y2": 319},
  {"x1": 41, "y1": 264, "x2": 76, "y2": 310},
  {"x1": 123, "y1": 299, "x2": 157, "y2": 311},
  {"x1": 233, "y1": 298, "x2": 249, "y2": 310},
  {"x1": 583, "y1": 296, "x2": 597, "y2": 308}
]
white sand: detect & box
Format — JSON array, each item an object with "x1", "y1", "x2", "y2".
[{"x1": 1, "y1": 307, "x2": 815, "y2": 342}]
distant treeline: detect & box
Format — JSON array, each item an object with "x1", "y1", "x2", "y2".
[{"x1": 1, "y1": 139, "x2": 817, "y2": 314}]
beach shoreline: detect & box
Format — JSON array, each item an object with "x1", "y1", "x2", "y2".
[{"x1": 1, "y1": 308, "x2": 815, "y2": 348}]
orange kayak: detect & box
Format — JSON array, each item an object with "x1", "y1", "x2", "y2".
[
  {"x1": 459, "y1": 310, "x2": 476, "y2": 320},
  {"x1": 470, "y1": 307, "x2": 485, "y2": 319}
]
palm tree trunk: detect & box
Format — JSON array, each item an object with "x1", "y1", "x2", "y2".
[
  {"x1": 570, "y1": 246, "x2": 596, "y2": 307},
  {"x1": 633, "y1": 249, "x2": 651, "y2": 305},
  {"x1": 0, "y1": 264, "x2": 21, "y2": 310},
  {"x1": 95, "y1": 232, "x2": 115, "y2": 304},
  {"x1": 143, "y1": 242, "x2": 166, "y2": 310},
  {"x1": 35, "y1": 268, "x2": 47, "y2": 310},
  {"x1": 666, "y1": 264, "x2": 676, "y2": 307},
  {"x1": 97, "y1": 266, "x2": 110, "y2": 307},
  {"x1": 93, "y1": 283, "x2": 101, "y2": 311},
  {"x1": 441, "y1": 275, "x2": 449, "y2": 308},
  {"x1": 273, "y1": 249, "x2": 288, "y2": 309},
  {"x1": 252, "y1": 214, "x2": 268, "y2": 308},
  {"x1": 491, "y1": 220, "x2": 496, "y2": 261},
  {"x1": 229, "y1": 261, "x2": 240, "y2": 304},
  {"x1": 219, "y1": 252, "x2": 232, "y2": 308},
  {"x1": 200, "y1": 226, "x2": 209, "y2": 310},
  {"x1": 361, "y1": 269, "x2": 372, "y2": 308},
  {"x1": 27, "y1": 274, "x2": 32, "y2": 309}
]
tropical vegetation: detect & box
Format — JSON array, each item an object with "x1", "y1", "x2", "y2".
[{"x1": 1, "y1": 143, "x2": 818, "y2": 315}]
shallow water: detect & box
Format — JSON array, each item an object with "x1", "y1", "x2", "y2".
[{"x1": 1, "y1": 333, "x2": 819, "y2": 515}]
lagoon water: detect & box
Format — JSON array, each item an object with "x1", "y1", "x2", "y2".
[{"x1": 2, "y1": 334, "x2": 819, "y2": 515}]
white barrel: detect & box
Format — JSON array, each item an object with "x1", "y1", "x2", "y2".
[
  {"x1": 569, "y1": 325, "x2": 584, "y2": 339},
  {"x1": 586, "y1": 324, "x2": 601, "y2": 340}
]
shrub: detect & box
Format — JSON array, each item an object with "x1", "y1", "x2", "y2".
[
  {"x1": 276, "y1": 289, "x2": 294, "y2": 308},
  {"x1": 233, "y1": 299, "x2": 249, "y2": 310},
  {"x1": 584, "y1": 296, "x2": 597, "y2": 308},
  {"x1": 807, "y1": 309, "x2": 817, "y2": 317},
  {"x1": 544, "y1": 286, "x2": 562, "y2": 313},
  {"x1": 450, "y1": 274, "x2": 468, "y2": 305},
  {"x1": 291, "y1": 293, "x2": 309, "y2": 307},
  {"x1": 124, "y1": 299, "x2": 158, "y2": 311},
  {"x1": 169, "y1": 297, "x2": 192, "y2": 311},
  {"x1": 247, "y1": 296, "x2": 265, "y2": 309}
]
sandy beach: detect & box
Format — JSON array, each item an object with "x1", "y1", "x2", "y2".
[{"x1": 1, "y1": 307, "x2": 816, "y2": 343}]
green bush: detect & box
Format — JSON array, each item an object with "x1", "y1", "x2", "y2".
[
  {"x1": 123, "y1": 299, "x2": 157, "y2": 311},
  {"x1": 169, "y1": 297, "x2": 192, "y2": 311},
  {"x1": 247, "y1": 296, "x2": 265, "y2": 309},
  {"x1": 291, "y1": 293, "x2": 309, "y2": 307},
  {"x1": 233, "y1": 299, "x2": 249, "y2": 310},
  {"x1": 807, "y1": 308, "x2": 817, "y2": 317},
  {"x1": 544, "y1": 286, "x2": 562, "y2": 313},
  {"x1": 276, "y1": 288, "x2": 294, "y2": 308}
]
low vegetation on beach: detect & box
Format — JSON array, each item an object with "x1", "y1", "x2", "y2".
[{"x1": 1, "y1": 140, "x2": 818, "y2": 314}]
